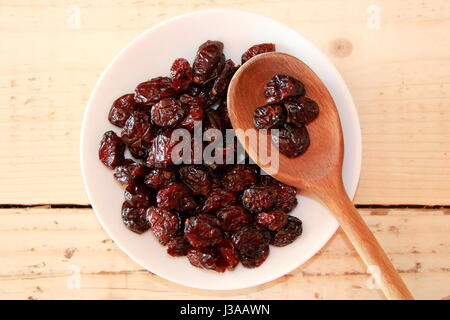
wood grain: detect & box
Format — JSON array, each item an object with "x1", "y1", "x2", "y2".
[
  {"x1": 0, "y1": 0, "x2": 449, "y2": 204},
  {"x1": 0, "y1": 207, "x2": 448, "y2": 300}
]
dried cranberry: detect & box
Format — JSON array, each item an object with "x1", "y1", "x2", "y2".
[
  {"x1": 114, "y1": 159, "x2": 146, "y2": 185},
  {"x1": 120, "y1": 111, "x2": 153, "y2": 152},
  {"x1": 146, "y1": 130, "x2": 177, "y2": 168},
  {"x1": 179, "y1": 105, "x2": 204, "y2": 131},
  {"x1": 216, "y1": 205, "x2": 251, "y2": 231},
  {"x1": 221, "y1": 165, "x2": 257, "y2": 192},
  {"x1": 170, "y1": 58, "x2": 193, "y2": 92},
  {"x1": 260, "y1": 176, "x2": 298, "y2": 213},
  {"x1": 156, "y1": 182, "x2": 192, "y2": 211},
  {"x1": 179, "y1": 165, "x2": 211, "y2": 196},
  {"x1": 121, "y1": 201, "x2": 151, "y2": 234},
  {"x1": 270, "y1": 215, "x2": 303, "y2": 247},
  {"x1": 264, "y1": 74, "x2": 305, "y2": 103},
  {"x1": 242, "y1": 186, "x2": 276, "y2": 213},
  {"x1": 144, "y1": 167, "x2": 176, "y2": 190},
  {"x1": 179, "y1": 94, "x2": 205, "y2": 106},
  {"x1": 124, "y1": 182, "x2": 152, "y2": 208},
  {"x1": 99, "y1": 131, "x2": 125, "y2": 169},
  {"x1": 108, "y1": 94, "x2": 138, "y2": 127},
  {"x1": 134, "y1": 77, "x2": 176, "y2": 106},
  {"x1": 146, "y1": 206, "x2": 180, "y2": 245},
  {"x1": 193, "y1": 40, "x2": 224, "y2": 84},
  {"x1": 232, "y1": 225, "x2": 270, "y2": 268},
  {"x1": 211, "y1": 59, "x2": 237, "y2": 96},
  {"x1": 202, "y1": 188, "x2": 236, "y2": 213},
  {"x1": 256, "y1": 210, "x2": 288, "y2": 231},
  {"x1": 275, "y1": 185, "x2": 298, "y2": 213},
  {"x1": 167, "y1": 236, "x2": 190, "y2": 256},
  {"x1": 272, "y1": 123, "x2": 310, "y2": 157},
  {"x1": 253, "y1": 103, "x2": 286, "y2": 129},
  {"x1": 216, "y1": 240, "x2": 239, "y2": 271},
  {"x1": 187, "y1": 247, "x2": 223, "y2": 272},
  {"x1": 184, "y1": 214, "x2": 223, "y2": 248},
  {"x1": 241, "y1": 43, "x2": 276, "y2": 64},
  {"x1": 216, "y1": 101, "x2": 232, "y2": 129},
  {"x1": 285, "y1": 96, "x2": 319, "y2": 125},
  {"x1": 150, "y1": 98, "x2": 186, "y2": 127}
]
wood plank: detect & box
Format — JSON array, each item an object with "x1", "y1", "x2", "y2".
[
  {"x1": 1, "y1": 0, "x2": 449, "y2": 204},
  {"x1": 0, "y1": 207, "x2": 448, "y2": 300}
]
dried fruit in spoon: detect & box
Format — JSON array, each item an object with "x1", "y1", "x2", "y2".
[
  {"x1": 272, "y1": 123, "x2": 310, "y2": 158},
  {"x1": 264, "y1": 74, "x2": 305, "y2": 103},
  {"x1": 285, "y1": 96, "x2": 319, "y2": 125},
  {"x1": 253, "y1": 103, "x2": 286, "y2": 129}
]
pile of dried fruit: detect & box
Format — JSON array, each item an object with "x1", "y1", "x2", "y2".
[
  {"x1": 98, "y1": 41, "x2": 303, "y2": 272},
  {"x1": 254, "y1": 74, "x2": 320, "y2": 157}
]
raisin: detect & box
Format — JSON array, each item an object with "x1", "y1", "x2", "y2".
[
  {"x1": 264, "y1": 74, "x2": 305, "y2": 103},
  {"x1": 253, "y1": 103, "x2": 286, "y2": 129},
  {"x1": 108, "y1": 94, "x2": 138, "y2": 127},
  {"x1": 121, "y1": 201, "x2": 151, "y2": 234},
  {"x1": 216, "y1": 205, "x2": 251, "y2": 231},
  {"x1": 242, "y1": 186, "x2": 276, "y2": 213},
  {"x1": 211, "y1": 59, "x2": 237, "y2": 96},
  {"x1": 146, "y1": 129, "x2": 177, "y2": 168},
  {"x1": 222, "y1": 165, "x2": 257, "y2": 192},
  {"x1": 167, "y1": 236, "x2": 190, "y2": 256},
  {"x1": 285, "y1": 96, "x2": 319, "y2": 125},
  {"x1": 232, "y1": 225, "x2": 270, "y2": 268},
  {"x1": 134, "y1": 77, "x2": 176, "y2": 106},
  {"x1": 114, "y1": 159, "x2": 146, "y2": 185},
  {"x1": 184, "y1": 214, "x2": 223, "y2": 248},
  {"x1": 124, "y1": 182, "x2": 152, "y2": 208},
  {"x1": 241, "y1": 43, "x2": 276, "y2": 64},
  {"x1": 216, "y1": 240, "x2": 239, "y2": 271},
  {"x1": 256, "y1": 210, "x2": 288, "y2": 231},
  {"x1": 144, "y1": 167, "x2": 176, "y2": 190},
  {"x1": 272, "y1": 123, "x2": 310, "y2": 157},
  {"x1": 193, "y1": 40, "x2": 224, "y2": 84},
  {"x1": 170, "y1": 58, "x2": 193, "y2": 92},
  {"x1": 120, "y1": 111, "x2": 153, "y2": 153},
  {"x1": 202, "y1": 188, "x2": 236, "y2": 213},
  {"x1": 146, "y1": 206, "x2": 180, "y2": 245},
  {"x1": 156, "y1": 182, "x2": 192, "y2": 211},
  {"x1": 187, "y1": 247, "x2": 223, "y2": 272},
  {"x1": 270, "y1": 216, "x2": 303, "y2": 247},
  {"x1": 178, "y1": 165, "x2": 211, "y2": 196},
  {"x1": 150, "y1": 98, "x2": 186, "y2": 127},
  {"x1": 99, "y1": 131, "x2": 125, "y2": 169},
  {"x1": 179, "y1": 93, "x2": 205, "y2": 106}
]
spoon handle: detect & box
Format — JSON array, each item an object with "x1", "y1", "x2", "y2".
[{"x1": 317, "y1": 178, "x2": 414, "y2": 300}]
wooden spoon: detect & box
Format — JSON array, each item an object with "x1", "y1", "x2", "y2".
[{"x1": 227, "y1": 52, "x2": 413, "y2": 300}]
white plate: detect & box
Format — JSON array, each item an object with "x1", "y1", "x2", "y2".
[{"x1": 80, "y1": 9, "x2": 362, "y2": 290}]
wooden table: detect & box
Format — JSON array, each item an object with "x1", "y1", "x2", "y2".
[{"x1": 1, "y1": 0, "x2": 449, "y2": 300}]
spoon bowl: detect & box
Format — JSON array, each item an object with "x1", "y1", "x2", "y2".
[
  {"x1": 228, "y1": 52, "x2": 343, "y2": 190},
  {"x1": 227, "y1": 52, "x2": 414, "y2": 300}
]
